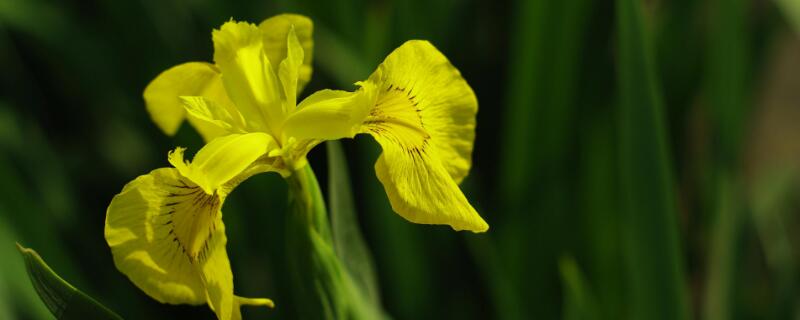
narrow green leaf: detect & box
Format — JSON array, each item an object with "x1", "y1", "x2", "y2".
[
  {"x1": 0, "y1": 218, "x2": 51, "y2": 320},
  {"x1": 704, "y1": 174, "x2": 743, "y2": 320},
  {"x1": 558, "y1": 256, "x2": 598, "y2": 320},
  {"x1": 285, "y1": 165, "x2": 385, "y2": 320},
  {"x1": 703, "y1": 0, "x2": 750, "y2": 319},
  {"x1": 16, "y1": 243, "x2": 123, "y2": 320},
  {"x1": 615, "y1": 0, "x2": 689, "y2": 319},
  {"x1": 326, "y1": 141, "x2": 382, "y2": 307}
]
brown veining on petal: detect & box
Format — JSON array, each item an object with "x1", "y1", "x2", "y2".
[
  {"x1": 156, "y1": 177, "x2": 222, "y2": 263},
  {"x1": 363, "y1": 83, "x2": 431, "y2": 153}
]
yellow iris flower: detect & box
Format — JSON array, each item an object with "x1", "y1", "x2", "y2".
[{"x1": 105, "y1": 13, "x2": 487, "y2": 320}]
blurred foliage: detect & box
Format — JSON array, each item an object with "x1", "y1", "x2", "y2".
[{"x1": 0, "y1": 0, "x2": 799, "y2": 319}]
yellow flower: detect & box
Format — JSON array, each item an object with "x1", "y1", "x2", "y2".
[
  {"x1": 105, "y1": 133, "x2": 276, "y2": 320},
  {"x1": 144, "y1": 14, "x2": 487, "y2": 232},
  {"x1": 107, "y1": 12, "x2": 488, "y2": 320},
  {"x1": 108, "y1": 14, "x2": 313, "y2": 320}
]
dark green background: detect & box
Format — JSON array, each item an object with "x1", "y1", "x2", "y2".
[{"x1": 1, "y1": 0, "x2": 799, "y2": 319}]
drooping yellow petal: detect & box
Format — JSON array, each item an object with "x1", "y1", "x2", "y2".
[
  {"x1": 362, "y1": 40, "x2": 478, "y2": 183},
  {"x1": 198, "y1": 231, "x2": 276, "y2": 320},
  {"x1": 373, "y1": 134, "x2": 487, "y2": 232},
  {"x1": 196, "y1": 219, "x2": 233, "y2": 320},
  {"x1": 143, "y1": 62, "x2": 233, "y2": 141},
  {"x1": 213, "y1": 21, "x2": 283, "y2": 134},
  {"x1": 105, "y1": 168, "x2": 272, "y2": 320},
  {"x1": 259, "y1": 14, "x2": 314, "y2": 94},
  {"x1": 105, "y1": 168, "x2": 206, "y2": 305},
  {"x1": 283, "y1": 87, "x2": 374, "y2": 141},
  {"x1": 168, "y1": 133, "x2": 276, "y2": 195},
  {"x1": 360, "y1": 40, "x2": 485, "y2": 232}
]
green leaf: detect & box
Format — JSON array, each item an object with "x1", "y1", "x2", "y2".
[
  {"x1": 326, "y1": 141, "x2": 382, "y2": 307},
  {"x1": 558, "y1": 256, "x2": 598, "y2": 320},
  {"x1": 16, "y1": 243, "x2": 123, "y2": 320},
  {"x1": 615, "y1": 0, "x2": 689, "y2": 319},
  {"x1": 285, "y1": 165, "x2": 385, "y2": 320}
]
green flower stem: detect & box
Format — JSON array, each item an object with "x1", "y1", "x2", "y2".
[
  {"x1": 285, "y1": 164, "x2": 374, "y2": 320},
  {"x1": 287, "y1": 164, "x2": 333, "y2": 243}
]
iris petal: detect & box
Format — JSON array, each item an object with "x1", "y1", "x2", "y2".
[
  {"x1": 258, "y1": 14, "x2": 314, "y2": 94},
  {"x1": 213, "y1": 21, "x2": 283, "y2": 134},
  {"x1": 168, "y1": 133, "x2": 276, "y2": 195},
  {"x1": 143, "y1": 62, "x2": 233, "y2": 141},
  {"x1": 360, "y1": 41, "x2": 485, "y2": 232},
  {"x1": 106, "y1": 165, "x2": 274, "y2": 319}
]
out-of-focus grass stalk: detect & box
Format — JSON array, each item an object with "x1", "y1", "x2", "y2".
[
  {"x1": 703, "y1": 0, "x2": 749, "y2": 318},
  {"x1": 750, "y1": 170, "x2": 797, "y2": 318},
  {"x1": 776, "y1": 0, "x2": 800, "y2": 33},
  {"x1": 616, "y1": 0, "x2": 689, "y2": 319},
  {"x1": 579, "y1": 115, "x2": 623, "y2": 320},
  {"x1": 558, "y1": 256, "x2": 598, "y2": 320},
  {"x1": 703, "y1": 174, "x2": 742, "y2": 320},
  {"x1": 498, "y1": 0, "x2": 591, "y2": 317},
  {"x1": 326, "y1": 141, "x2": 383, "y2": 309}
]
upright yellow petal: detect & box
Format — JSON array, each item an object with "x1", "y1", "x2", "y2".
[
  {"x1": 359, "y1": 40, "x2": 485, "y2": 232},
  {"x1": 105, "y1": 168, "x2": 272, "y2": 319},
  {"x1": 168, "y1": 133, "x2": 276, "y2": 195},
  {"x1": 259, "y1": 14, "x2": 314, "y2": 94},
  {"x1": 181, "y1": 96, "x2": 246, "y2": 134},
  {"x1": 213, "y1": 21, "x2": 283, "y2": 134},
  {"x1": 143, "y1": 62, "x2": 233, "y2": 141},
  {"x1": 278, "y1": 26, "x2": 304, "y2": 112}
]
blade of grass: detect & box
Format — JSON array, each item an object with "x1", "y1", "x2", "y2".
[
  {"x1": 615, "y1": 0, "x2": 689, "y2": 319},
  {"x1": 326, "y1": 141, "x2": 382, "y2": 308},
  {"x1": 0, "y1": 218, "x2": 51, "y2": 320},
  {"x1": 559, "y1": 256, "x2": 599, "y2": 320},
  {"x1": 703, "y1": 0, "x2": 750, "y2": 318},
  {"x1": 17, "y1": 244, "x2": 123, "y2": 320},
  {"x1": 703, "y1": 174, "x2": 743, "y2": 320}
]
